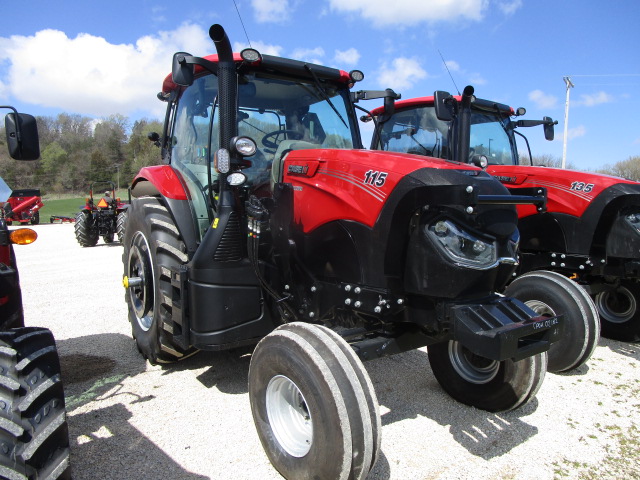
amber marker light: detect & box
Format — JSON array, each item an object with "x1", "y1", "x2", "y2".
[{"x1": 10, "y1": 228, "x2": 38, "y2": 245}]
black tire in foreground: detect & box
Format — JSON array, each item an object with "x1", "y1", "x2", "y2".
[
  {"x1": 0, "y1": 327, "x2": 70, "y2": 480},
  {"x1": 116, "y1": 211, "x2": 128, "y2": 244},
  {"x1": 428, "y1": 340, "x2": 547, "y2": 412},
  {"x1": 73, "y1": 211, "x2": 98, "y2": 247},
  {"x1": 123, "y1": 197, "x2": 196, "y2": 363},
  {"x1": 249, "y1": 322, "x2": 380, "y2": 480},
  {"x1": 594, "y1": 280, "x2": 640, "y2": 342},
  {"x1": 505, "y1": 270, "x2": 600, "y2": 373}
]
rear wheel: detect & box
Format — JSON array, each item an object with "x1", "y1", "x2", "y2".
[
  {"x1": 74, "y1": 211, "x2": 98, "y2": 247},
  {"x1": 30, "y1": 212, "x2": 39, "y2": 225},
  {"x1": 595, "y1": 280, "x2": 640, "y2": 342},
  {"x1": 249, "y1": 322, "x2": 380, "y2": 480},
  {"x1": 123, "y1": 197, "x2": 196, "y2": 363},
  {"x1": 505, "y1": 270, "x2": 600, "y2": 372},
  {"x1": 0, "y1": 327, "x2": 70, "y2": 480},
  {"x1": 428, "y1": 340, "x2": 547, "y2": 412},
  {"x1": 116, "y1": 211, "x2": 128, "y2": 243},
  {"x1": 103, "y1": 232, "x2": 115, "y2": 244}
]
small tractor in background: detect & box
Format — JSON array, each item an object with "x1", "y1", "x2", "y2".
[
  {"x1": 369, "y1": 87, "x2": 637, "y2": 343},
  {"x1": 119, "y1": 24, "x2": 589, "y2": 479},
  {"x1": 1, "y1": 106, "x2": 70, "y2": 479},
  {"x1": 74, "y1": 180, "x2": 128, "y2": 247},
  {"x1": 1, "y1": 187, "x2": 43, "y2": 225}
]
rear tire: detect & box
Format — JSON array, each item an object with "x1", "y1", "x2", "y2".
[
  {"x1": 505, "y1": 270, "x2": 600, "y2": 372},
  {"x1": 103, "y1": 232, "x2": 114, "y2": 244},
  {"x1": 123, "y1": 197, "x2": 196, "y2": 363},
  {"x1": 74, "y1": 211, "x2": 98, "y2": 247},
  {"x1": 595, "y1": 280, "x2": 640, "y2": 342},
  {"x1": 249, "y1": 322, "x2": 379, "y2": 480},
  {"x1": 116, "y1": 211, "x2": 128, "y2": 243},
  {"x1": 30, "y1": 212, "x2": 39, "y2": 225},
  {"x1": 428, "y1": 340, "x2": 547, "y2": 412},
  {"x1": 0, "y1": 327, "x2": 70, "y2": 480}
]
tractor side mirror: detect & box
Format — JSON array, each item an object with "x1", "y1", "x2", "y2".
[
  {"x1": 434, "y1": 90, "x2": 454, "y2": 121},
  {"x1": 172, "y1": 52, "x2": 195, "y2": 87},
  {"x1": 543, "y1": 116, "x2": 555, "y2": 141},
  {"x1": 4, "y1": 112, "x2": 40, "y2": 160}
]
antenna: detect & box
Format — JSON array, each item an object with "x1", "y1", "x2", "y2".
[
  {"x1": 232, "y1": 0, "x2": 252, "y2": 48},
  {"x1": 438, "y1": 50, "x2": 460, "y2": 95}
]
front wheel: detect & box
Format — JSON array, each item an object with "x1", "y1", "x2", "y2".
[
  {"x1": 595, "y1": 280, "x2": 640, "y2": 342},
  {"x1": 249, "y1": 322, "x2": 380, "y2": 480},
  {"x1": 30, "y1": 212, "x2": 40, "y2": 225},
  {"x1": 0, "y1": 327, "x2": 70, "y2": 479},
  {"x1": 123, "y1": 197, "x2": 196, "y2": 363},
  {"x1": 428, "y1": 340, "x2": 547, "y2": 412},
  {"x1": 505, "y1": 270, "x2": 600, "y2": 372}
]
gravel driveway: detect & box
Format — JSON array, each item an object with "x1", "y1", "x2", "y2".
[{"x1": 14, "y1": 223, "x2": 640, "y2": 480}]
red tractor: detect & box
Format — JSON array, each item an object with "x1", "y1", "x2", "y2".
[
  {"x1": 74, "y1": 180, "x2": 128, "y2": 246},
  {"x1": 1, "y1": 187, "x2": 43, "y2": 225},
  {"x1": 121, "y1": 25, "x2": 576, "y2": 479},
  {"x1": 1, "y1": 107, "x2": 70, "y2": 479},
  {"x1": 369, "y1": 87, "x2": 637, "y2": 343}
]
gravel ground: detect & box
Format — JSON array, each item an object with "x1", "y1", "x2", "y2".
[{"x1": 14, "y1": 223, "x2": 640, "y2": 480}]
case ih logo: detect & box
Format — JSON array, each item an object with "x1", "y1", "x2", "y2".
[{"x1": 288, "y1": 165, "x2": 309, "y2": 175}]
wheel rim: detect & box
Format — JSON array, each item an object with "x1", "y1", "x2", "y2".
[
  {"x1": 448, "y1": 341, "x2": 499, "y2": 384},
  {"x1": 266, "y1": 375, "x2": 313, "y2": 457},
  {"x1": 127, "y1": 231, "x2": 155, "y2": 331},
  {"x1": 525, "y1": 299, "x2": 556, "y2": 318},
  {"x1": 596, "y1": 285, "x2": 636, "y2": 324}
]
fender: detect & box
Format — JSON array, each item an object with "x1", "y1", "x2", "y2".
[{"x1": 131, "y1": 165, "x2": 189, "y2": 200}]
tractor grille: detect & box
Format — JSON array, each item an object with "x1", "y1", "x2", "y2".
[{"x1": 213, "y1": 212, "x2": 243, "y2": 262}]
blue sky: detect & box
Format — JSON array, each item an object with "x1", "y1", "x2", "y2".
[{"x1": 1, "y1": 0, "x2": 638, "y2": 171}]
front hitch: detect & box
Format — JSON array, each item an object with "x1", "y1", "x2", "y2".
[{"x1": 448, "y1": 295, "x2": 562, "y2": 361}]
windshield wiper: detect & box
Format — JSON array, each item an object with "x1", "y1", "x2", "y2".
[{"x1": 304, "y1": 64, "x2": 348, "y2": 129}]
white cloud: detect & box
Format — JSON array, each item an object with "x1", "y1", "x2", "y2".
[
  {"x1": 557, "y1": 125, "x2": 586, "y2": 142},
  {"x1": 467, "y1": 73, "x2": 486, "y2": 86},
  {"x1": 252, "y1": 0, "x2": 292, "y2": 23},
  {"x1": 529, "y1": 89, "x2": 558, "y2": 109},
  {"x1": 334, "y1": 48, "x2": 361, "y2": 66},
  {"x1": 0, "y1": 24, "x2": 213, "y2": 119},
  {"x1": 444, "y1": 60, "x2": 460, "y2": 72},
  {"x1": 232, "y1": 41, "x2": 283, "y2": 56},
  {"x1": 378, "y1": 57, "x2": 427, "y2": 91},
  {"x1": 574, "y1": 91, "x2": 614, "y2": 107},
  {"x1": 327, "y1": 0, "x2": 488, "y2": 27},
  {"x1": 290, "y1": 47, "x2": 325, "y2": 65},
  {"x1": 497, "y1": 0, "x2": 523, "y2": 16}
]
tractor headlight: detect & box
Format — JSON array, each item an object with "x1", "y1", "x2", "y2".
[
  {"x1": 230, "y1": 136, "x2": 257, "y2": 157},
  {"x1": 425, "y1": 219, "x2": 497, "y2": 270}
]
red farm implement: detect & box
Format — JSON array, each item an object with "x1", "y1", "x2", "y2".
[{"x1": 1, "y1": 188, "x2": 43, "y2": 225}]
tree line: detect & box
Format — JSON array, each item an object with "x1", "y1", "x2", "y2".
[
  {"x1": 0, "y1": 113, "x2": 163, "y2": 194},
  {"x1": 1, "y1": 112, "x2": 640, "y2": 194}
]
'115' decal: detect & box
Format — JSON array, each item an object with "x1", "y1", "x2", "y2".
[{"x1": 364, "y1": 170, "x2": 388, "y2": 187}]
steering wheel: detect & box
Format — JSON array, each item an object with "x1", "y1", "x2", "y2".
[{"x1": 262, "y1": 129, "x2": 303, "y2": 149}]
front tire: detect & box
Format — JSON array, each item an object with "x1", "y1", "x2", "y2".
[
  {"x1": 595, "y1": 280, "x2": 640, "y2": 342},
  {"x1": 428, "y1": 340, "x2": 547, "y2": 412},
  {"x1": 74, "y1": 211, "x2": 98, "y2": 247},
  {"x1": 123, "y1": 197, "x2": 195, "y2": 363},
  {"x1": 249, "y1": 323, "x2": 380, "y2": 480},
  {"x1": 0, "y1": 327, "x2": 70, "y2": 479},
  {"x1": 505, "y1": 270, "x2": 600, "y2": 372}
]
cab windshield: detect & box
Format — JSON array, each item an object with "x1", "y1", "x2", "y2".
[
  {"x1": 376, "y1": 105, "x2": 517, "y2": 165},
  {"x1": 169, "y1": 71, "x2": 357, "y2": 238}
]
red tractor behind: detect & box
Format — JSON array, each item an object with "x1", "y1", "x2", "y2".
[
  {"x1": 74, "y1": 181, "x2": 128, "y2": 246},
  {"x1": 1, "y1": 187, "x2": 43, "y2": 225}
]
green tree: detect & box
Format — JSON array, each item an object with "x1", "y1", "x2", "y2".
[{"x1": 597, "y1": 156, "x2": 640, "y2": 182}]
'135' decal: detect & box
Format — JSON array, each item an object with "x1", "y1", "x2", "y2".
[
  {"x1": 570, "y1": 181, "x2": 594, "y2": 193},
  {"x1": 364, "y1": 170, "x2": 388, "y2": 187}
]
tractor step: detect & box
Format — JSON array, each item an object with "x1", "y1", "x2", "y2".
[{"x1": 450, "y1": 296, "x2": 562, "y2": 362}]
